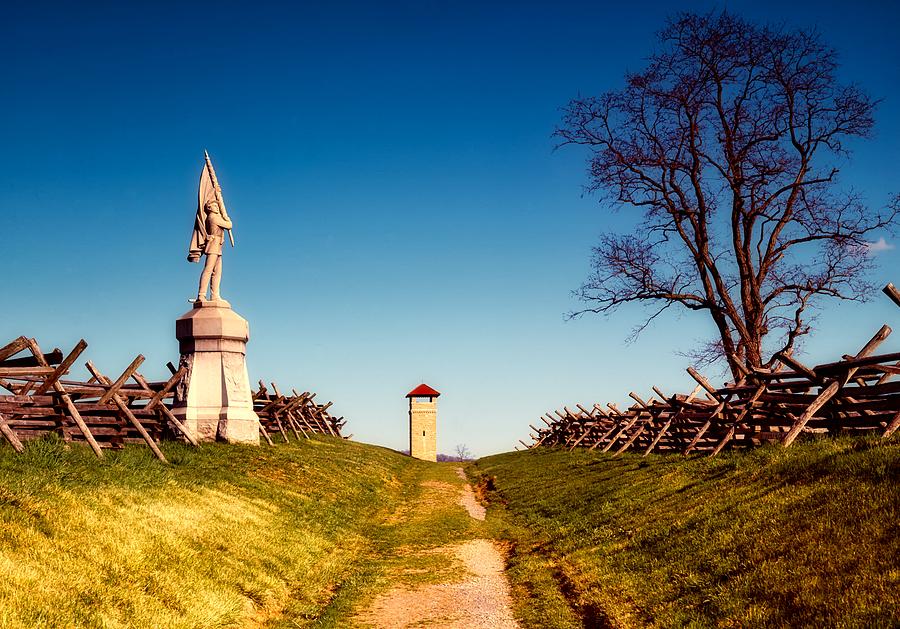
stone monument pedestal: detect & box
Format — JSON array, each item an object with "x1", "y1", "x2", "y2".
[{"x1": 172, "y1": 300, "x2": 260, "y2": 444}]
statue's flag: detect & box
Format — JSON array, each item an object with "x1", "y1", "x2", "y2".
[
  {"x1": 187, "y1": 162, "x2": 216, "y2": 262},
  {"x1": 203, "y1": 150, "x2": 234, "y2": 247}
]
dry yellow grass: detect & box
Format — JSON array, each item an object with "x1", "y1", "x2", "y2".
[{"x1": 0, "y1": 437, "x2": 413, "y2": 628}]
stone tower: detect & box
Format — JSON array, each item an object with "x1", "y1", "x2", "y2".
[{"x1": 407, "y1": 383, "x2": 440, "y2": 462}]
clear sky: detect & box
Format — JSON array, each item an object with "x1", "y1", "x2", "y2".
[{"x1": 2, "y1": 1, "x2": 899, "y2": 456}]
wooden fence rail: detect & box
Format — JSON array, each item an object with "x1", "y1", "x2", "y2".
[
  {"x1": 520, "y1": 283, "x2": 900, "y2": 456},
  {"x1": 0, "y1": 336, "x2": 347, "y2": 459}
]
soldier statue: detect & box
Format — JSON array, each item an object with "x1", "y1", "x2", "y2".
[{"x1": 187, "y1": 152, "x2": 234, "y2": 302}]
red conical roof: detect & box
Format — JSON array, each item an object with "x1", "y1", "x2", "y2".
[{"x1": 406, "y1": 383, "x2": 441, "y2": 398}]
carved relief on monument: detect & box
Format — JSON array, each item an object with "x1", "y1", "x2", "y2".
[
  {"x1": 174, "y1": 353, "x2": 193, "y2": 405},
  {"x1": 223, "y1": 352, "x2": 251, "y2": 407}
]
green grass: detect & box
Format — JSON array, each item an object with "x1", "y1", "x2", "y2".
[
  {"x1": 0, "y1": 435, "x2": 480, "y2": 628},
  {"x1": 8, "y1": 432, "x2": 893, "y2": 627},
  {"x1": 476, "y1": 437, "x2": 900, "y2": 628},
  {"x1": 318, "y1": 462, "x2": 485, "y2": 627}
]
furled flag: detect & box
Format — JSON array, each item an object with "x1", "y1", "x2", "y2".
[{"x1": 187, "y1": 162, "x2": 217, "y2": 262}]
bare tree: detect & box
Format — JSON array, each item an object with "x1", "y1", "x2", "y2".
[
  {"x1": 454, "y1": 444, "x2": 472, "y2": 462},
  {"x1": 558, "y1": 11, "x2": 899, "y2": 377}
]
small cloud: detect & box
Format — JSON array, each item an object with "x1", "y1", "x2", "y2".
[{"x1": 865, "y1": 237, "x2": 894, "y2": 256}]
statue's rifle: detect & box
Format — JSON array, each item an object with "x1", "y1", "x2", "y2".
[{"x1": 204, "y1": 150, "x2": 235, "y2": 247}]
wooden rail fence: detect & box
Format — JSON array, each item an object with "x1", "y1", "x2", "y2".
[
  {"x1": 520, "y1": 283, "x2": 900, "y2": 456},
  {"x1": 0, "y1": 336, "x2": 346, "y2": 460}
]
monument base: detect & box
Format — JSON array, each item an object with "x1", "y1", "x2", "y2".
[
  {"x1": 172, "y1": 299, "x2": 260, "y2": 445},
  {"x1": 173, "y1": 403, "x2": 260, "y2": 444}
]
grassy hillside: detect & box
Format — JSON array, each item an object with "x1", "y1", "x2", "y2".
[
  {"x1": 6, "y1": 432, "x2": 896, "y2": 628},
  {"x1": 476, "y1": 438, "x2": 900, "y2": 628},
  {"x1": 0, "y1": 435, "x2": 479, "y2": 628}
]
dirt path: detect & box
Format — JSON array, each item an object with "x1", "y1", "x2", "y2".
[
  {"x1": 457, "y1": 467, "x2": 486, "y2": 520},
  {"x1": 358, "y1": 467, "x2": 518, "y2": 628}
]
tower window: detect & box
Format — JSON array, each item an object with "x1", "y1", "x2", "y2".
[{"x1": 422, "y1": 430, "x2": 426, "y2": 436}]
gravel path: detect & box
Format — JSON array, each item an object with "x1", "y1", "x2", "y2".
[
  {"x1": 360, "y1": 539, "x2": 518, "y2": 628},
  {"x1": 456, "y1": 467, "x2": 486, "y2": 521},
  {"x1": 358, "y1": 468, "x2": 518, "y2": 628}
]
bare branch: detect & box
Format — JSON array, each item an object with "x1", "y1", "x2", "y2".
[{"x1": 559, "y1": 10, "x2": 897, "y2": 377}]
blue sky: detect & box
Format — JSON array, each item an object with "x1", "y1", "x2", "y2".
[{"x1": 2, "y1": 1, "x2": 899, "y2": 456}]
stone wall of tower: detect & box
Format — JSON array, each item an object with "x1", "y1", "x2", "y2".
[{"x1": 409, "y1": 397, "x2": 437, "y2": 462}]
